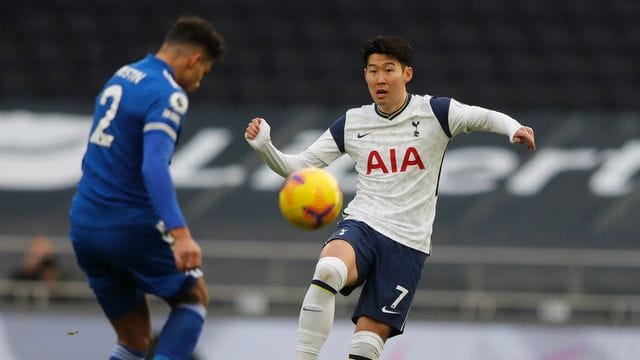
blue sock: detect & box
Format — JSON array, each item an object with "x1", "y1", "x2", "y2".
[
  {"x1": 109, "y1": 343, "x2": 146, "y2": 360},
  {"x1": 153, "y1": 303, "x2": 206, "y2": 360}
]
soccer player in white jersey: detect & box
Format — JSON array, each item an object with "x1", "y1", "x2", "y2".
[{"x1": 245, "y1": 35, "x2": 536, "y2": 360}]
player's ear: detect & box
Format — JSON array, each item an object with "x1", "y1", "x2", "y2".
[
  {"x1": 187, "y1": 51, "x2": 204, "y2": 69},
  {"x1": 403, "y1": 66, "x2": 413, "y2": 83}
]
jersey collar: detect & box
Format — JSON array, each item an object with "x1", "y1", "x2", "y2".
[
  {"x1": 144, "y1": 54, "x2": 176, "y2": 78},
  {"x1": 375, "y1": 94, "x2": 412, "y2": 120}
]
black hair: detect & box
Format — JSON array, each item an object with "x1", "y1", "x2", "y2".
[
  {"x1": 362, "y1": 35, "x2": 413, "y2": 67},
  {"x1": 164, "y1": 16, "x2": 225, "y2": 60}
]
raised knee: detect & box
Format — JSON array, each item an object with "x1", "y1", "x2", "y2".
[
  {"x1": 313, "y1": 256, "x2": 348, "y2": 292},
  {"x1": 348, "y1": 330, "x2": 384, "y2": 360}
]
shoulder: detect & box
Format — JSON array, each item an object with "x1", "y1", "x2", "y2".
[
  {"x1": 412, "y1": 94, "x2": 451, "y2": 112},
  {"x1": 161, "y1": 88, "x2": 189, "y2": 116},
  {"x1": 415, "y1": 94, "x2": 451, "y2": 119},
  {"x1": 125, "y1": 65, "x2": 189, "y2": 126},
  {"x1": 412, "y1": 94, "x2": 454, "y2": 138},
  {"x1": 139, "y1": 71, "x2": 189, "y2": 116},
  {"x1": 128, "y1": 57, "x2": 187, "y2": 101},
  {"x1": 345, "y1": 103, "x2": 376, "y2": 120}
]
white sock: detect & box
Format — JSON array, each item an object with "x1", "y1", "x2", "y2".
[
  {"x1": 109, "y1": 344, "x2": 145, "y2": 360},
  {"x1": 296, "y1": 257, "x2": 348, "y2": 360}
]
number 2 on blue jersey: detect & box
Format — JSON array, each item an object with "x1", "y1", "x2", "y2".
[{"x1": 90, "y1": 84, "x2": 123, "y2": 147}]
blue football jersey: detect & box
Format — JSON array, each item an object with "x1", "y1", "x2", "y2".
[{"x1": 71, "y1": 55, "x2": 189, "y2": 229}]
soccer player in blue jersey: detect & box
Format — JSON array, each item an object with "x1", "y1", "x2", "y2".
[
  {"x1": 246, "y1": 35, "x2": 535, "y2": 359},
  {"x1": 69, "y1": 17, "x2": 224, "y2": 360}
]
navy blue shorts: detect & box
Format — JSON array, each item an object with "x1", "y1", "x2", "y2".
[
  {"x1": 69, "y1": 225, "x2": 200, "y2": 319},
  {"x1": 327, "y1": 219, "x2": 428, "y2": 337}
]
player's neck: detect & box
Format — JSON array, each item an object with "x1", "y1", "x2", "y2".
[
  {"x1": 377, "y1": 93, "x2": 409, "y2": 115},
  {"x1": 155, "y1": 51, "x2": 176, "y2": 69}
]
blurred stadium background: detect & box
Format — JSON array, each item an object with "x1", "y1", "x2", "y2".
[{"x1": 1, "y1": 0, "x2": 640, "y2": 358}]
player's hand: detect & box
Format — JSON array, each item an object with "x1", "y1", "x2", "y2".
[
  {"x1": 245, "y1": 117, "x2": 271, "y2": 149},
  {"x1": 512, "y1": 126, "x2": 536, "y2": 151},
  {"x1": 245, "y1": 117, "x2": 263, "y2": 140},
  {"x1": 169, "y1": 227, "x2": 202, "y2": 271}
]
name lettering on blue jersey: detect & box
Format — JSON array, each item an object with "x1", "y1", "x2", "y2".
[{"x1": 115, "y1": 66, "x2": 147, "y2": 84}]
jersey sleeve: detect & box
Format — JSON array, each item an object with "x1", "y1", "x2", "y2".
[
  {"x1": 143, "y1": 90, "x2": 189, "y2": 142},
  {"x1": 306, "y1": 129, "x2": 344, "y2": 164},
  {"x1": 446, "y1": 98, "x2": 522, "y2": 141},
  {"x1": 252, "y1": 129, "x2": 343, "y2": 178},
  {"x1": 249, "y1": 117, "x2": 344, "y2": 178},
  {"x1": 142, "y1": 131, "x2": 185, "y2": 229},
  {"x1": 141, "y1": 89, "x2": 189, "y2": 229}
]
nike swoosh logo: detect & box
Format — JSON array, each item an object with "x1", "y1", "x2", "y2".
[
  {"x1": 357, "y1": 132, "x2": 372, "y2": 139},
  {"x1": 302, "y1": 306, "x2": 322, "y2": 313},
  {"x1": 381, "y1": 306, "x2": 401, "y2": 315}
]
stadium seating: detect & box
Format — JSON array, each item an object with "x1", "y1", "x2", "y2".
[{"x1": 1, "y1": 0, "x2": 638, "y2": 111}]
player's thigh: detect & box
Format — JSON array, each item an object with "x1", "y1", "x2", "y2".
[
  {"x1": 109, "y1": 297, "x2": 152, "y2": 349},
  {"x1": 325, "y1": 220, "x2": 378, "y2": 291},
  {"x1": 355, "y1": 316, "x2": 392, "y2": 341}
]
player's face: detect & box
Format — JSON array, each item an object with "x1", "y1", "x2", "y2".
[
  {"x1": 177, "y1": 53, "x2": 214, "y2": 93},
  {"x1": 364, "y1": 54, "x2": 413, "y2": 112}
]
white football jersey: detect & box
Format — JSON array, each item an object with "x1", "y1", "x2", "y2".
[{"x1": 249, "y1": 94, "x2": 522, "y2": 254}]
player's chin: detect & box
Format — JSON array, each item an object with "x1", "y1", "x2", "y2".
[
  {"x1": 371, "y1": 97, "x2": 388, "y2": 107},
  {"x1": 184, "y1": 81, "x2": 200, "y2": 93}
]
